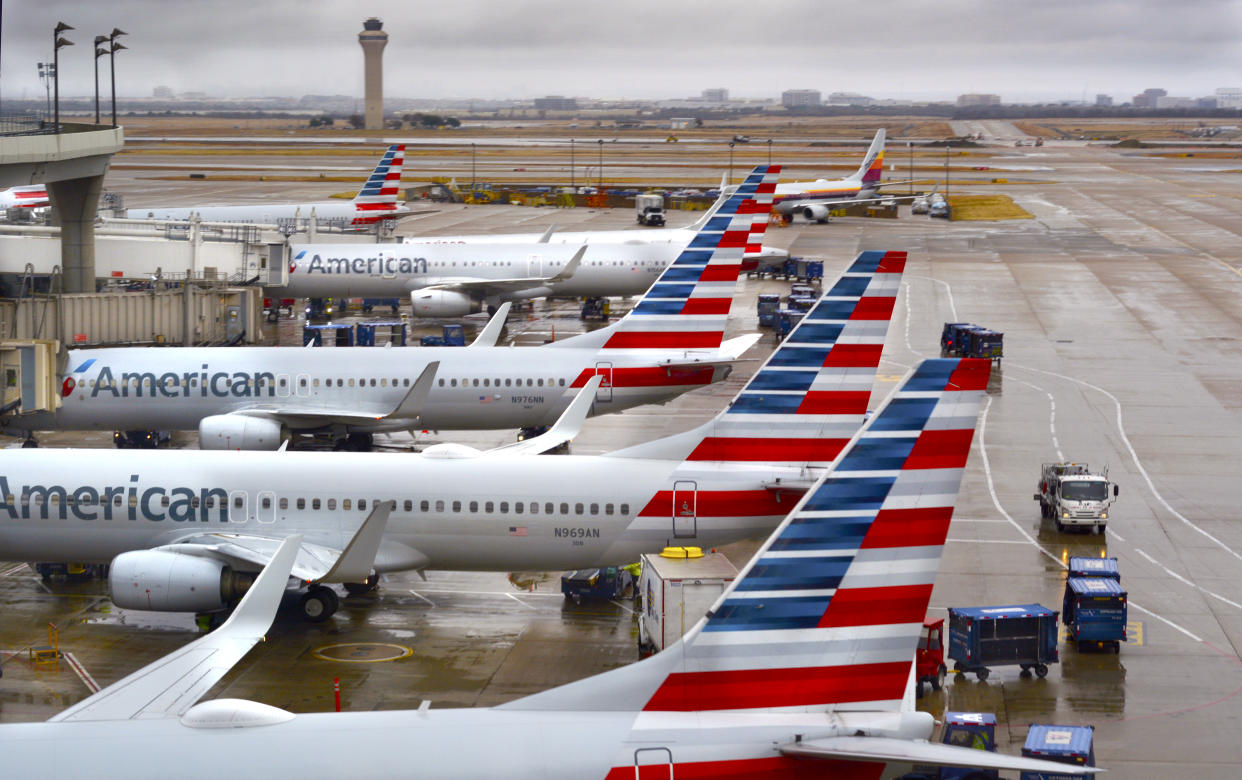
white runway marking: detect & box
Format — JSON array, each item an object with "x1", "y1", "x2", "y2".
[{"x1": 62, "y1": 651, "x2": 101, "y2": 694}]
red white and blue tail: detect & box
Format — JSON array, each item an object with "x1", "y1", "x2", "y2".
[
  {"x1": 350, "y1": 144, "x2": 405, "y2": 223},
  {"x1": 610, "y1": 250, "x2": 905, "y2": 467},
  {"x1": 587, "y1": 165, "x2": 778, "y2": 352},
  {"x1": 504, "y1": 358, "x2": 990, "y2": 715}
]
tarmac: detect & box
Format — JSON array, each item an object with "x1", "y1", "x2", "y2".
[{"x1": 5, "y1": 135, "x2": 1242, "y2": 777}]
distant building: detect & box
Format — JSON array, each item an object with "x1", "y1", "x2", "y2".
[
  {"x1": 956, "y1": 93, "x2": 1001, "y2": 107},
  {"x1": 1095, "y1": 94, "x2": 1113, "y2": 107},
  {"x1": 152, "y1": 85, "x2": 174, "y2": 99},
  {"x1": 533, "y1": 96, "x2": 578, "y2": 111},
  {"x1": 1132, "y1": 88, "x2": 1167, "y2": 108},
  {"x1": 1155, "y1": 96, "x2": 1196, "y2": 109},
  {"x1": 701, "y1": 88, "x2": 728, "y2": 103},
  {"x1": 1215, "y1": 88, "x2": 1242, "y2": 109},
  {"x1": 827, "y1": 91, "x2": 873, "y2": 106},
  {"x1": 781, "y1": 89, "x2": 821, "y2": 108},
  {"x1": 1197, "y1": 97, "x2": 1219, "y2": 110}
]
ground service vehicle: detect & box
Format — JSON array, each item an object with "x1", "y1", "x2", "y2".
[
  {"x1": 941, "y1": 323, "x2": 1003, "y2": 362},
  {"x1": 900, "y1": 711, "x2": 1000, "y2": 780},
  {"x1": 418, "y1": 324, "x2": 465, "y2": 347},
  {"x1": 757, "y1": 293, "x2": 780, "y2": 327},
  {"x1": 1068, "y1": 556, "x2": 1119, "y2": 581},
  {"x1": 635, "y1": 193, "x2": 666, "y2": 226},
  {"x1": 915, "y1": 617, "x2": 948, "y2": 698},
  {"x1": 1063, "y1": 577, "x2": 1126, "y2": 653},
  {"x1": 560, "y1": 565, "x2": 633, "y2": 604},
  {"x1": 637, "y1": 547, "x2": 737, "y2": 657},
  {"x1": 1020, "y1": 725, "x2": 1095, "y2": 780},
  {"x1": 1035, "y1": 462, "x2": 1118, "y2": 533},
  {"x1": 948, "y1": 604, "x2": 1060, "y2": 680}
]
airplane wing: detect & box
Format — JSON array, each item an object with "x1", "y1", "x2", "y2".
[
  {"x1": 468, "y1": 302, "x2": 512, "y2": 347},
  {"x1": 227, "y1": 361, "x2": 438, "y2": 426},
  {"x1": 48, "y1": 535, "x2": 302, "y2": 723},
  {"x1": 482, "y1": 375, "x2": 602, "y2": 457},
  {"x1": 415, "y1": 244, "x2": 587, "y2": 297},
  {"x1": 780, "y1": 736, "x2": 1103, "y2": 774},
  {"x1": 154, "y1": 498, "x2": 396, "y2": 585}
]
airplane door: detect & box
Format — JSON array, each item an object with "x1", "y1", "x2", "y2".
[
  {"x1": 276, "y1": 374, "x2": 291, "y2": 398},
  {"x1": 633, "y1": 748, "x2": 673, "y2": 780},
  {"x1": 527, "y1": 254, "x2": 542, "y2": 277},
  {"x1": 672, "y1": 480, "x2": 697, "y2": 539},
  {"x1": 257, "y1": 491, "x2": 276, "y2": 524},
  {"x1": 296, "y1": 373, "x2": 311, "y2": 397},
  {"x1": 228, "y1": 490, "x2": 249, "y2": 524},
  {"x1": 593, "y1": 362, "x2": 613, "y2": 403}
]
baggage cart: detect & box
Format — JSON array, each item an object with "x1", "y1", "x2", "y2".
[
  {"x1": 1067, "y1": 557, "x2": 1119, "y2": 581},
  {"x1": 561, "y1": 566, "x2": 632, "y2": 604},
  {"x1": 1020, "y1": 725, "x2": 1095, "y2": 780},
  {"x1": 757, "y1": 294, "x2": 780, "y2": 327},
  {"x1": 948, "y1": 604, "x2": 1059, "y2": 680},
  {"x1": 1062, "y1": 577, "x2": 1126, "y2": 653}
]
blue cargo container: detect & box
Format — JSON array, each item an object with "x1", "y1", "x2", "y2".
[
  {"x1": 757, "y1": 294, "x2": 780, "y2": 327},
  {"x1": 1063, "y1": 577, "x2": 1126, "y2": 653},
  {"x1": 355, "y1": 321, "x2": 408, "y2": 346},
  {"x1": 898, "y1": 712, "x2": 1000, "y2": 780},
  {"x1": 948, "y1": 604, "x2": 1059, "y2": 680},
  {"x1": 1068, "y1": 557, "x2": 1120, "y2": 581},
  {"x1": 775, "y1": 309, "x2": 805, "y2": 340},
  {"x1": 1020, "y1": 725, "x2": 1095, "y2": 780},
  {"x1": 302, "y1": 323, "x2": 355, "y2": 347},
  {"x1": 941, "y1": 322, "x2": 1003, "y2": 362}
]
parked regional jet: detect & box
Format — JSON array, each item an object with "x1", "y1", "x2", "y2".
[
  {"x1": 0, "y1": 357, "x2": 1090, "y2": 779},
  {"x1": 122, "y1": 145, "x2": 410, "y2": 226},
  {"x1": 4, "y1": 167, "x2": 780, "y2": 450},
  {"x1": 0, "y1": 184, "x2": 49, "y2": 211},
  {"x1": 773, "y1": 128, "x2": 912, "y2": 222},
  {"x1": 276, "y1": 172, "x2": 780, "y2": 316},
  {"x1": 0, "y1": 249, "x2": 905, "y2": 621}
]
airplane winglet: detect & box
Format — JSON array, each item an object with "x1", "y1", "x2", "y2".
[
  {"x1": 483, "y1": 375, "x2": 602, "y2": 456},
  {"x1": 315, "y1": 501, "x2": 395, "y2": 584},
  {"x1": 48, "y1": 535, "x2": 303, "y2": 723},
  {"x1": 547, "y1": 244, "x2": 587, "y2": 284},
  {"x1": 385, "y1": 361, "x2": 439, "y2": 420},
  {"x1": 537, "y1": 224, "x2": 557, "y2": 243},
  {"x1": 468, "y1": 302, "x2": 511, "y2": 347}
]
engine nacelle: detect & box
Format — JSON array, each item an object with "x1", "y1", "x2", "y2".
[
  {"x1": 801, "y1": 204, "x2": 831, "y2": 222},
  {"x1": 411, "y1": 289, "x2": 481, "y2": 318},
  {"x1": 109, "y1": 550, "x2": 254, "y2": 612},
  {"x1": 199, "y1": 414, "x2": 284, "y2": 450}
]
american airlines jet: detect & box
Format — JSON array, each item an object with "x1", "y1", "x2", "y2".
[
  {"x1": 773, "y1": 129, "x2": 911, "y2": 222},
  {"x1": 0, "y1": 249, "x2": 905, "y2": 622},
  {"x1": 122, "y1": 145, "x2": 410, "y2": 226},
  {"x1": 4, "y1": 167, "x2": 780, "y2": 451},
  {"x1": 0, "y1": 184, "x2": 49, "y2": 211},
  {"x1": 0, "y1": 357, "x2": 1092, "y2": 779}
]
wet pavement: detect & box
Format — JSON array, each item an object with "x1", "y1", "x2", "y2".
[{"x1": 6, "y1": 138, "x2": 1242, "y2": 777}]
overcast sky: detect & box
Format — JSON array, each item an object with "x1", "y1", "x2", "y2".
[{"x1": 4, "y1": 0, "x2": 1241, "y2": 104}]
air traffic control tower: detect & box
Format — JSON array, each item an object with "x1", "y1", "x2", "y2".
[{"x1": 358, "y1": 18, "x2": 388, "y2": 130}]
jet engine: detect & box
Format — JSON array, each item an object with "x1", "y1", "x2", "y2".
[
  {"x1": 800, "y1": 204, "x2": 831, "y2": 223},
  {"x1": 199, "y1": 414, "x2": 284, "y2": 450},
  {"x1": 109, "y1": 550, "x2": 256, "y2": 612},
  {"x1": 411, "y1": 289, "x2": 481, "y2": 318}
]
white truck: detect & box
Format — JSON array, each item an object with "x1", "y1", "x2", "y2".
[
  {"x1": 638, "y1": 547, "x2": 737, "y2": 657},
  {"x1": 635, "y1": 193, "x2": 666, "y2": 226},
  {"x1": 1034, "y1": 462, "x2": 1119, "y2": 534}
]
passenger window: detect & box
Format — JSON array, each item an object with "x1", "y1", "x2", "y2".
[
  {"x1": 233, "y1": 496, "x2": 243, "y2": 509},
  {"x1": 420, "y1": 500, "x2": 429, "y2": 512},
  {"x1": 483, "y1": 378, "x2": 490, "y2": 387},
  {"x1": 381, "y1": 378, "x2": 388, "y2": 387},
  {"x1": 348, "y1": 379, "x2": 355, "y2": 387},
  {"x1": 297, "y1": 498, "x2": 306, "y2": 510},
  {"x1": 359, "y1": 499, "x2": 367, "y2": 511},
  {"x1": 559, "y1": 379, "x2": 565, "y2": 387},
  {"x1": 620, "y1": 503, "x2": 629, "y2": 515},
  {"x1": 404, "y1": 378, "x2": 410, "y2": 387},
  {"x1": 439, "y1": 379, "x2": 445, "y2": 387},
  {"x1": 280, "y1": 498, "x2": 289, "y2": 510},
  {"x1": 529, "y1": 502, "x2": 538, "y2": 515},
  {"x1": 605, "y1": 503, "x2": 614, "y2": 515},
  {"x1": 590, "y1": 503, "x2": 599, "y2": 515},
  {"x1": 485, "y1": 501, "x2": 494, "y2": 513},
  {"x1": 515, "y1": 502, "x2": 524, "y2": 514},
  {"x1": 262, "y1": 496, "x2": 272, "y2": 509},
  {"x1": 313, "y1": 379, "x2": 320, "y2": 388},
  {"x1": 469, "y1": 501, "x2": 478, "y2": 512},
  {"x1": 370, "y1": 379, "x2": 376, "y2": 387},
  {"x1": 537, "y1": 379, "x2": 544, "y2": 387},
  {"x1": 435, "y1": 500, "x2": 445, "y2": 512},
  {"x1": 343, "y1": 498, "x2": 351, "y2": 510},
  {"x1": 191, "y1": 496, "x2": 200, "y2": 509},
  {"x1": 451, "y1": 379, "x2": 457, "y2": 387},
  {"x1": 337, "y1": 379, "x2": 344, "y2": 387},
  {"x1": 403, "y1": 500, "x2": 412, "y2": 512},
  {"x1": 327, "y1": 498, "x2": 336, "y2": 510},
  {"x1": 473, "y1": 379, "x2": 479, "y2": 387},
  {"x1": 500, "y1": 501, "x2": 509, "y2": 513},
  {"x1": 452, "y1": 500, "x2": 461, "y2": 512},
  {"x1": 574, "y1": 503, "x2": 584, "y2": 515},
  {"x1": 312, "y1": 498, "x2": 321, "y2": 510},
  {"x1": 505, "y1": 379, "x2": 512, "y2": 387},
  {"x1": 527, "y1": 379, "x2": 533, "y2": 387},
  {"x1": 299, "y1": 378, "x2": 307, "y2": 388},
  {"x1": 560, "y1": 502, "x2": 569, "y2": 514},
  {"x1": 545, "y1": 502, "x2": 554, "y2": 514}
]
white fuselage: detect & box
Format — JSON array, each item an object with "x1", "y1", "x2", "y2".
[
  {"x1": 279, "y1": 241, "x2": 671, "y2": 299},
  {"x1": 0, "y1": 449, "x2": 799, "y2": 572},
  {"x1": 123, "y1": 201, "x2": 409, "y2": 225},
  {"x1": 8, "y1": 341, "x2": 727, "y2": 436}
]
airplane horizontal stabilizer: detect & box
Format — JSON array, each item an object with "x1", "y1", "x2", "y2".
[
  {"x1": 48, "y1": 535, "x2": 302, "y2": 723},
  {"x1": 780, "y1": 735, "x2": 1103, "y2": 774},
  {"x1": 482, "y1": 375, "x2": 603, "y2": 456}
]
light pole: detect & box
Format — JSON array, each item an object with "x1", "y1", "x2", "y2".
[
  {"x1": 569, "y1": 138, "x2": 575, "y2": 191},
  {"x1": 596, "y1": 139, "x2": 603, "y2": 190},
  {"x1": 767, "y1": 138, "x2": 772, "y2": 165},
  {"x1": 94, "y1": 36, "x2": 108, "y2": 124},
  {"x1": 53, "y1": 22, "x2": 74, "y2": 130},
  {"x1": 108, "y1": 28, "x2": 127, "y2": 126},
  {"x1": 471, "y1": 142, "x2": 476, "y2": 192},
  {"x1": 908, "y1": 141, "x2": 914, "y2": 197},
  {"x1": 728, "y1": 141, "x2": 735, "y2": 184},
  {"x1": 944, "y1": 143, "x2": 950, "y2": 203}
]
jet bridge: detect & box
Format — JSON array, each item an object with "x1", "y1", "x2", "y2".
[{"x1": 0, "y1": 339, "x2": 61, "y2": 419}]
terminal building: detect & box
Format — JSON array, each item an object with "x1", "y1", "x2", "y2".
[{"x1": 781, "y1": 89, "x2": 821, "y2": 108}]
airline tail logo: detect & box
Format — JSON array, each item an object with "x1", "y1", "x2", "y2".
[
  {"x1": 351, "y1": 144, "x2": 406, "y2": 224},
  {"x1": 686, "y1": 250, "x2": 905, "y2": 466},
  {"x1": 862, "y1": 148, "x2": 884, "y2": 184},
  {"x1": 601, "y1": 165, "x2": 778, "y2": 351},
  {"x1": 643, "y1": 358, "x2": 991, "y2": 713}
]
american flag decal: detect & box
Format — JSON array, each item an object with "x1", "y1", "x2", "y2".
[{"x1": 509, "y1": 526, "x2": 527, "y2": 537}]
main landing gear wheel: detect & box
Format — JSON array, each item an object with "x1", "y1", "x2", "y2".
[
  {"x1": 344, "y1": 576, "x2": 379, "y2": 597},
  {"x1": 299, "y1": 585, "x2": 340, "y2": 622},
  {"x1": 1035, "y1": 663, "x2": 1049, "y2": 678}
]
